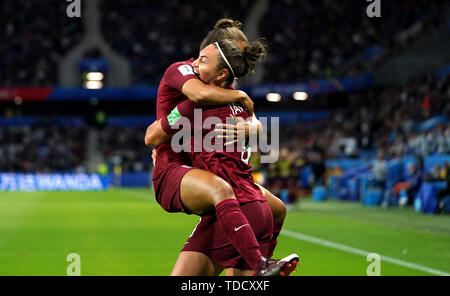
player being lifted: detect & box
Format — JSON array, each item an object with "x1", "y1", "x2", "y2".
[{"x1": 145, "y1": 36, "x2": 299, "y2": 275}]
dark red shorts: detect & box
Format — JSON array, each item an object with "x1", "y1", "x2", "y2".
[
  {"x1": 182, "y1": 200, "x2": 274, "y2": 270},
  {"x1": 152, "y1": 163, "x2": 193, "y2": 214}
]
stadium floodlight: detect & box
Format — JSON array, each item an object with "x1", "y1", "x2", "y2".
[
  {"x1": 82, "y1": 71, "x2": 105, "y2": 89},
  {"x1": 266, "y1": 93, "x2": 281, "y2": 102},
  {"x1": 293, "y1": 92, "x2": 308, "y2": 101},
  {"x1": 83, "y1": 81, "x2": 103, "y2": 89},
  {"x1": 14, "y1": 96, "x2": 23, "y2": 105},
  {"x1": 86, "y1": 72, "x2": 104, "y2": 81}
]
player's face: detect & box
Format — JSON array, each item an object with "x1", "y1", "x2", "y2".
[{"x1": 192, "y1": 44, "x2": 223, "y2": 85}]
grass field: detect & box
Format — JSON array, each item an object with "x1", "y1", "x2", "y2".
[{"x1": 0, "y1": 188, "x2": 449, "y2": 276}]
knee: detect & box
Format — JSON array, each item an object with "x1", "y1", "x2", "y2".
[{"x1": 209, "y1": 176, "x2": 236, "y2": 206}]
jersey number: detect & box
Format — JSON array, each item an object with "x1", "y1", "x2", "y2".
[{"x1": 241, "y1": 144, "x2": 251, "y2": 165}]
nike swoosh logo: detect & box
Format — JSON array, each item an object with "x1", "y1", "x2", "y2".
[{"x1": 234, "y1": 224, "x2": 250, "y2": 232}]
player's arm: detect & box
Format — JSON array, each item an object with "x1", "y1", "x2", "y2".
[
  {"x1": 144, "y1": 101, "x2": 195, "y2": 147},
  {"x1": 166, "y1": 62, "x2": 254, "y2": 115},
  {"x1": 182, "y1": 79, "x2": 254, "y2": 116},
  {"x1": 144, "y1": 120, "x2": 170, "y2": 147}
]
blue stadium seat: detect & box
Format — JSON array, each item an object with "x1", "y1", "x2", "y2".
[
  {"x1": 312, "y1": 186, "x2": 327, "y2": 202},
  {"x1": 363, "y1": 189, "x2": 382, "y2": 207}
]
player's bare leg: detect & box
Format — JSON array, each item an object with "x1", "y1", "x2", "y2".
[
  {"x1": 171, "y1": 251, "x2": 224, "y2": 276},
  {"x1": 179, "y1": 169, "x2": 237, "y2": 215},
  {"x1": 179, "y1": 169, "x2": 265, "y2": 273}
]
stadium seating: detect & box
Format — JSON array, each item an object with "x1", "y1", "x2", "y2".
[
  {"x1": 312, "y1": 186, "x2": 327, "y2": 202},
  {"x1": 258, "y1": 0, "x2": 442, "y2": 83},
  {"x1": 0, "y1": 122, "x2": 87, "y2": 173},
  {"x1": 97, "y1": 125, "x2": 153, "y2": 173},
  {"x1": 0, "y1": 0, "x2": 83, "y2": 86},
  {"x1": 99, "y1": 0, "x2": 253, "y2": 85},
  {"x1": 1, "y1": 1, "x2": 444, "y2": 86}
]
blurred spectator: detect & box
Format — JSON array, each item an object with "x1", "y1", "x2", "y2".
[
  {"x1": 278, "y1": 148, "x2": 298, "y2": 204},
  {"x1": 278, "y1": 148, "x2": 293, "y2": 180},
  {"x1": 393, "y1": 163, "x2": 423, "y2": 206},
  {"x1": 250, "y1": 151, "x2": 265, "y2": 185},
  {"x1": 309, "y1": 148, "x2": 325, "y2": 186},
  {"x1": 266, "y1": 161, "x2": 281, "y2": 196},
  {"x1": 435, "y1": 163, "x2": 450, "y2": 214},
  {"x1": 372, "y1": 151, "x2": 387, "y2": 188},
  {"x1": 424, "y1": 164, "x2": 445, "y2": 182},
  {"x1": 436, "y1": 124, "x2": 449, "y2": 154}
]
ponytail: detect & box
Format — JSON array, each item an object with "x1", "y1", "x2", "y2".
[
  {"x1": 242, "y1": 39, "x2": 267, "y2": 74},
  {"x1": 214, "y1": 18, "x2": 243, "y2": 30}
]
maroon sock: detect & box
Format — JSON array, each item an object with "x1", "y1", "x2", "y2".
[
  {"x1": 215, "y1": 199, "x2": 262, "y2": 271},
  {"x1": 267, "y1": 222, "x2": 283, "y2": 259}
]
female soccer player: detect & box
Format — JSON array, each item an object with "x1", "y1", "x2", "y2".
[
  {"x1": 146, "y1": 39, "x2": 299, "y2": 276},
  {"x1": 145, "y1": 19, "x2": 291, "y2": 275}
]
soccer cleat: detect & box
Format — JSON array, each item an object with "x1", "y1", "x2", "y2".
[{"x1": 255, "y1": 253, "x2": 299, "y2": 276}]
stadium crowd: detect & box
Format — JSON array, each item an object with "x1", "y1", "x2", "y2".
[
  {"x1": 1, "y1": 0, "x2": 445, "y2": 86},
  {"x1": 255, "y1": 72, "x2": 450, "y2": 201},
  {"x1": 0, "y1": 0, "x2": 83, "y2": 86},
  {"x1": 1, "y1": 72, "x2": 448, "y2": 187},
  {"x1": 0, "y1": 123, "x2": 87, "y2": 173},
  {"x1": 97, "y1": 126, "x2": 153, "y2": 173},
  {"x1": 100, "y1": 0, "x2": 253, "y2": 85},
  {"x1": 100, "y1": 0, "x2": 445, "y2": 85},
  {"x1": 259, "y1": 0, "x2": 444, "y2": 83}
]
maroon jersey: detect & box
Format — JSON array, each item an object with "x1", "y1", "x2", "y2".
[
  {"x1": 153, "y1": 59, "x2": 196, "y2": 180},
  {"x1": 161, "y1": 100, "x2": 265, "y2": 204},
  {"x1": 156, "y1": 58, "x2": 196, "y2": 120}
]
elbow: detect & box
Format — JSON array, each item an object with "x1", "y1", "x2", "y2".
[
  {"x1": 144, "y1": 136, "x2": 152, "y2": 147},
  {"x1": 144, "y1": 134, "x2": 153, "y2": 147},
  {"x1": 189, "y1": 94, "x2": 204, "y2": 104},
  {"x1": 145, "y1": 119, "x2": 168, "y2": 147},
  {"x1": 145, "y1": 127, "x2": 157, "y2": 147}
]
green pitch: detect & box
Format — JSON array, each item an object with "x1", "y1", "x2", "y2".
[{"x1": 0, "y1": 189, "x2": 449, "y2": 276}]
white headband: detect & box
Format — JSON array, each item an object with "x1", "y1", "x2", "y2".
[{"x1": 215, "y1": 42, "x2": 236, "y2": 80}]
